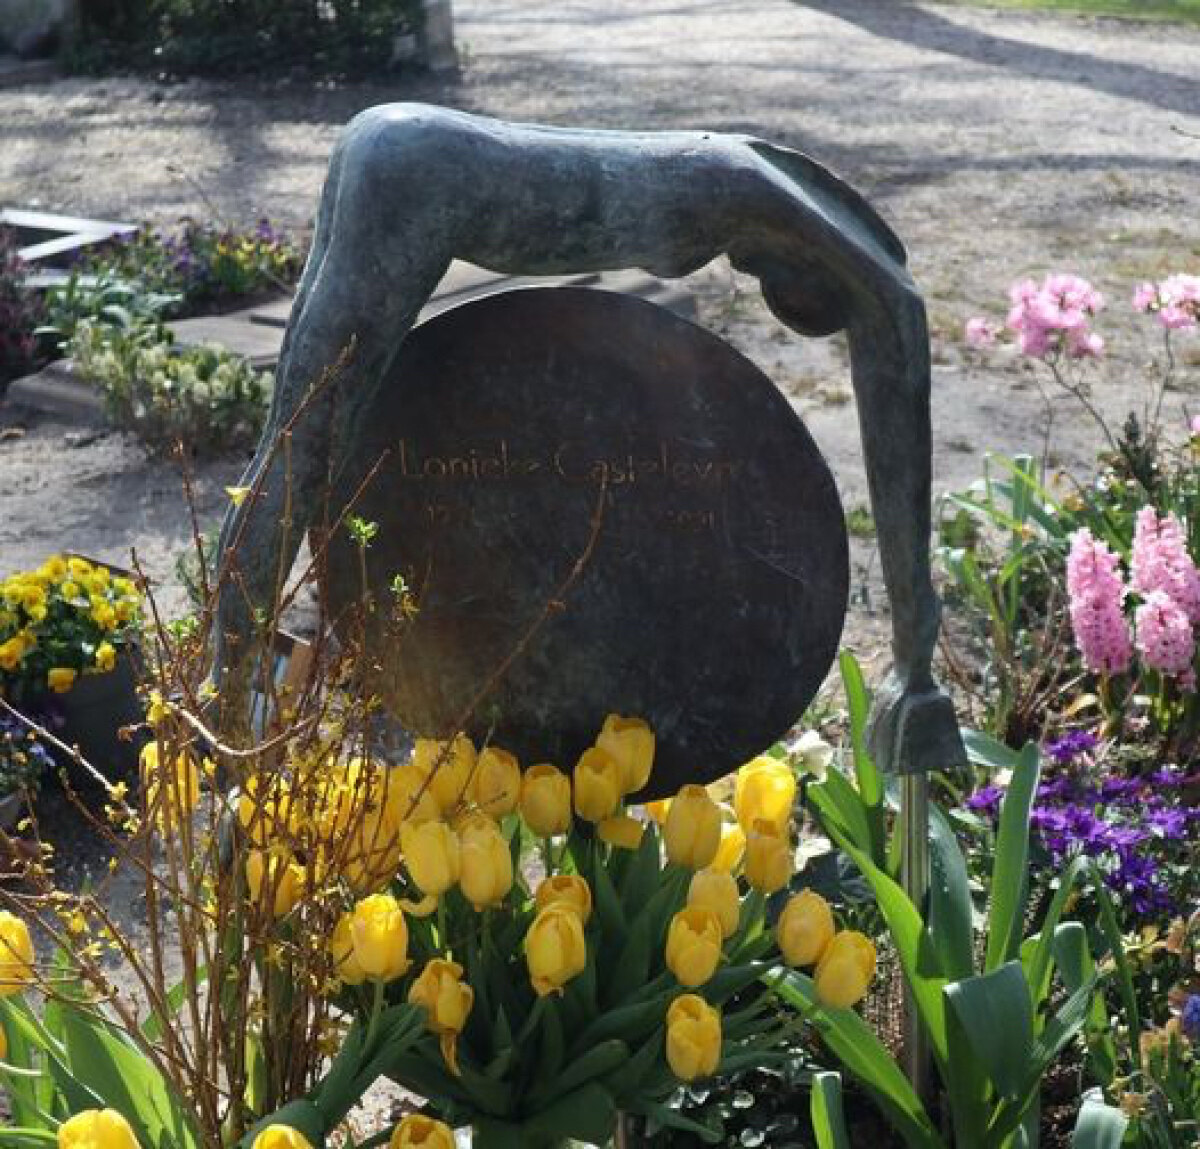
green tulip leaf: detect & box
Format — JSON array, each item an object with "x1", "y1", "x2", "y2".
[
  {"x1": 1070, "y1": 1091, "x2": 1128, "y2": 1149},
  {"x1": 944, "y1": 962, "x2": 1034, "y2": 1100},
  {"x1": 984, "y1": 742, "x2": 1040, "y2": 972},
  {"x1": 810, "y1": 1071, "x2": 852, "y2": 1149}
]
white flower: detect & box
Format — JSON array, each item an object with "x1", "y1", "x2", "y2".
[{"x1": 791, "y1": 730, "x2": 833, "y2": 780}]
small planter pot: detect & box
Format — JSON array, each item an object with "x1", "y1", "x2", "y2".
[{"x1": 54, "y1": 648, "x2": 144, "y2": 785}]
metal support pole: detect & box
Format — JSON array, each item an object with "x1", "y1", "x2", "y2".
[{"x1": 900, "y1": 772, "x2": 931, "y2": 1100}]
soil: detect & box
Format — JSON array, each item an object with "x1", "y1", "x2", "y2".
[{"x1": 1, "y1": 0, "x2": 1199, "y2": 1138}]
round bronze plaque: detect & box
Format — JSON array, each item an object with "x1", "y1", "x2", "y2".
[{"x1": 322, "y1": 287, "x2": 848, "y2": 798}]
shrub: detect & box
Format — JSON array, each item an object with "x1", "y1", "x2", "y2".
[
  {"x1": 71, "y1": 0, "x2": 424, "y2": 76},
  {"x1": 69, "y1": 319, "x2": 272, "y2": 455},
  {"x1": 0, "y1": 227, "x2": 45, "y2": 390}
]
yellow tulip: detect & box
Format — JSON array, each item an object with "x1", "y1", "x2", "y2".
[
  {"x1": 401, "y1": 820, "x2": 460, "y2": 896},
  {"x1": 665, "y1": 907, "x2": 723, "y2": 988},
  {"x1": 572, "y1": 746, "x2": 623, "y2": 823},
  {"x1": 58, "y1": 1108, "x2": 140, "y2": 1149},
  {"x1": 643, "y1": 797, "x2": 672, "y2": 825},
  {"x1": 596, "y1": 713, "x2": 655, "y2": 794},
  {"x1": 341, "y1": 803, "x2": 405, "y2": 893},
  {"x1": 663, "y1": 785, "x2": 722, "y2": 870},
  {"x1": 245, "y1": 849, "x2": 305, "y2": 917},
  {"x1": 390, "y1": 1114, "x2": 456, "y2": 1149},
  {"x1": 743, "y1": 819, "x2": 792, "y2": 893},
  {"x1": 331, "y1": 913, "x2": 367, "y2": 986},
  {"x1": 349, "y1": 893, "x2": 411, "y2": 982},
  {"x1": 776, "y1": 890, "x2": 835, "y2": 967},
  {"x1": 815, "y1": 930, "x2": 877, "y2": 1009},
  {"x1": 597, "y1": 814, "x2": 644, "y2": 850},
  {"x1": 535, "y1": 874, "x2": 592, "y2": 925},
  {"x1": 0, "y1": 911, "x2": 35, "y2": 995},
  {"x1": 252, "y1": 1126, "x2": 313, "y2": 1149},
  {"x1": 141, "y1": 743, "x2": 202, "y2": 832},
  {"x1": 710, "y1": 823, "x2": 745, "y2": 873},
  {"x1": 412, "y1": 735, "x2": 476, "y2": 814},
  {"x1": 520, "y1": 763, "x2": 572, "y2": 837},
  {"x1": 470, "y1": 746, "x2": 521, "y2": 817},
  {"x1": 665, "y1": 994, "x2": 722, "y2": 1082},
  {"x1": 734, "y1": 756, "x2": 796, "y2": 834},
  {"x1": 457, "y1": 815, "x2": 513, "y2": 910},
  {"x1": 408, "y1": 960, "x2": 474, "y2": 1068},
  {"x1": 687, "y1": 870, "x2": 740, "y2": 939},
  {"x1": 525, "y1": 905, "x2": 587, "y2": 996},
  {"x1": 47, "y1": 667, "x2": 77, "y2": 694},
  {"x1": 382, "y1": 762, "x2": 441, "y2": 826}
]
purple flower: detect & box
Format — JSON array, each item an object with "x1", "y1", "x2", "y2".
[
  {"x1": 1046, "y1": 730, "x2": 1098, "y2": 764},
  {"x1": 966, "y1": 785, "x2": 1003, "y2": 816},
  {"x1": 1183, "y1": 995, "x2": 1200, "y2": 1042}
]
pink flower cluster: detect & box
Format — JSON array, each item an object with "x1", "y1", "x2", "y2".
[
  {"x1": 1067, "y1": 509, "x2": 1200, "y2": 684},
  {"x1": 1067, "y1": 529, "x2": 1132, "y2": 675},
  {"x1": 1005, "y1": 274, "x2": 1105, "y2": 359},
  {"x1": 1133, "y1": 274, "x2": 1200, "y2": 332}
]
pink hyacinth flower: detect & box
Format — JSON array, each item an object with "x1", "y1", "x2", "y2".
[
  {"x1": 1066, "y1": 528, "x2": 1133, "y2": 675},
  {"x1": 1135, "y1": 591, "x2": 1195, "y2": 679}
]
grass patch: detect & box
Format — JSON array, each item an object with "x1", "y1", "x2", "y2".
[{"x1": 939, "y1": 0, "x2": 1200, "y2": 24}]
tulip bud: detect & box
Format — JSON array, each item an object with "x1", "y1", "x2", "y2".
[
  {"x1": 457, "y1": 815, "x2": 514, "y2": 910},
  {"x1": 710, "y1": 822, "x2": 745, "y2": 873},
  {"x1": 572, "y1": 746, "x2": 623, "y2": 823},
  {"x1": 665, "y1": 906, "x2": 723, "y2": 988},
  {"x1": 814, "y1": 930, "x2": 877, "y2": 1009},
  {"x1": 382, "y1": 762, "x2": 441, "y2": 826},
  {"x1": 643, "y1": 797, "x2": 672, "y2": 825},
  {"x1": 663, "y1": 785, "x2": 722, "y2": 870},
  {"x1": 535, "y1": 874, "x2": 592, "y2": 925},
  {"x1": 0, "y1": 911, "x2": 34, "y2": 995},
  {"x1": 470, "y1": 746, "x2": 521, "y2": 817},
  {"x1": 596, "y1": 714, "x2": 655, "y2": 794},
  {"x1": 687, "y1": 870, "x2": 740, "y2": 939},
  {"x1": 743, "y1": 819, "x2": 792, "y2": 893},
  {"x1": 409, "y1": 958, "x2": 474, "y2": 1036},
  {"x1": 58, "y1": 1109, "x2": 140, "y2": 1149},
  {"x1": 245, "y1": 848, "x2": 305, "y2": 918},
  {"x1": 413, "y1": 734, "x2": 477, "y2": 815},
  {"x1": 526, "y1": 905, "x2": 587, "y2": 996},
  {"x1": 665, "y1": 994, "x2": 722, "y2": 1082},
  {"x1": 520, "y1": 763, "x2": 572, "y2": 837},
  {"x1": 341, "y1": 803, "x2": 405, "y2": 894},
  {"x1": 776, "y1": 889, "x2": 834, "y2": 967},
  {"x1": 349, "y1": 893, "x2": 411, "y2": 982},
  {"x1": 390, "y1": 1115, "x2": 456, "y2": 1149},
  {"x1": 331, "y1": 912, "x2": 367, "y2": 986},
  {"x1": 252, "y1": 1126, "x2": 314, "y2": 1149},
  {"x1": 401, "y1": 820, "x2": 461, "y2": 896},
  {"x1": 598, "y1": 814, "x2": 645, "y2": 850},
  {"x1": 734, "y1": 756, "x2": 796, "y2": 835}
]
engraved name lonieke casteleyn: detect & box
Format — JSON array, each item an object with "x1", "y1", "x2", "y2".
[{"x1": 394, "y1": 438, "x2": 743, "y2": 535}]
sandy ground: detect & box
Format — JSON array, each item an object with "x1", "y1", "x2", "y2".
[{"x1": 0, "y1": 2, "x2": 1199, "y2": 1130}]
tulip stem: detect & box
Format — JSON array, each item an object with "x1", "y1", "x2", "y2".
[
  {"x1": 436, "y1": 900, "x2": 448, "y2": 955},
  {"x1": 363, "y1": 980, "x2": 385, "y2": 1058}
]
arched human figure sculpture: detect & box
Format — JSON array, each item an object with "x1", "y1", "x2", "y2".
[{"x1": 213, "y1": 103, "x2": 963, "y2": 776}]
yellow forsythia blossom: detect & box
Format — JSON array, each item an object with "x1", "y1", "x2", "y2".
[
  {"x1": 535, "y1": 874, "x2": 592, "y2": 925},
  {"x1": 665, "y1": 906, "x2": 723, "y2": 988},
  {"x1": 525, "y1": 904, "x2": 587, "y2": 997},
  {"x1": 519, "y1": 763, "x2": 572, "y2": 837},
  {"x1": 58, "y1": 1109, "x2": 140, "y2": 1149},
  {"x1": 663, "y1": 785, "x2": 722, "y2": 870},
  {"x1": 0, "y1": 911, "x2": 35, "y2": 995},
  {"x1": 47, "y1": 667, "x2": 77, "y2": 694},
  {"x1": 390, "y1": 1115, "x2": 455, "y2": 1149},
  {"x1": 349, "y1": 894, "x2": 411, "y2": 982},
  {"x1": 665, "y1": 994, "x2": 721, "y2": 1082},
  {"x1": 252, "y1": 1126, "x2": 314, "y2": 1149},
  {"x1": 470, "y1": 746, "x2": 521, "y2": 817},
  {"x1": 687, "y1": 869, "x2": 740, "y2": 939},
  {"x1": 598, "y1": 813, "x2": 644, "y2": 850},
  {"x1": 596, "y1": 713, "x2": 655, "y2": 794},
  {"x1": 401, "y1": 820, "x2": 461, "y2": 896},
  {"x1": 743, "y1": 819, "x2": 792, "y2": 893},
  {"x1": 776, "y1": 890, "x2": 835, "y2": 967},
  {"x1": 733, "y1": 756, "x2": 796, "y2": 835},
  {"x1": 572, "y1": 746, "x2": 623, "y2": 822},
  {"x1": 814, "y1": 930, "x2": 877, "y2": 1009},
  {"x1": 457, "y1": 815, "x2": 513, "y2": 910}
]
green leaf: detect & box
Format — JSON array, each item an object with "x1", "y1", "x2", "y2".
[
  {"x1": 531, "y1": 1038, "x2": 628, "y2": 1109},
  {"x1": 525, "y1": 1080, "x2": 617, "y2": 1145},
  {"x1": 1070, "y1": 1091, "x2": 1128, "y2": 1149},
  {"x1": 962, "y1": 729, "x2": 1019, "y2": 772},
  {"x1": 839, "y1": 651, "x2": 885, "y2": 863},
  {"x1": 772, "y1": 972, "x2": 944, "y2": 1149},
  {"x1": 944, "y1": 962, "x2": 1034, "y2": 1100},
  {"x1": 627, "y1": 1096, "x2": 723, "y2": 1144},
  {"x1": 810, "y1": 1071, "x2": 852, "y2": 1149},
  {"x1": 54, "y1": 1000, "x2": 200, "y2": 1149},
  {"x1": 1020, "y1": 856, "x2": 1088, "y2": 1019},
  {"x1": 926, "y1": 805, "x2": 975, "y2": 982},
  {"x1": 985, "y1": 742, "x2": 1040, "y2": 971},
  {"x1": 1085, "y1": 861, "x2": 1142, "y2": 1071}
]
